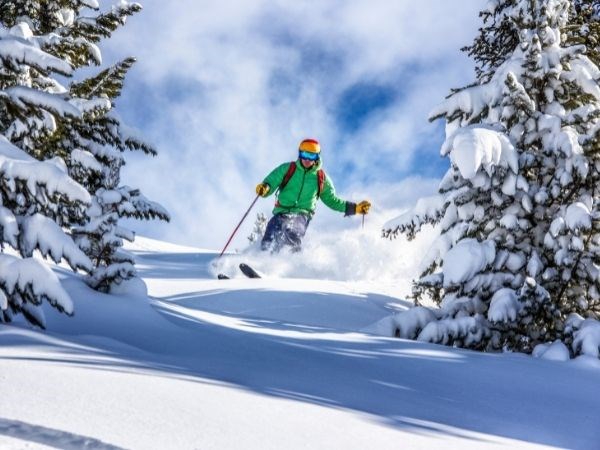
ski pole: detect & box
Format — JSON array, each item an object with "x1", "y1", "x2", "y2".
[
  {"x1": 219, "y1": 194, "x2": 260, "y2": 258},
  {"x1": 362, "y1": 213, "x2": 365, "y2": 230}
]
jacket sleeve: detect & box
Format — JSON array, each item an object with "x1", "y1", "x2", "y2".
[
  {"x1": 320, "y1": 175, "x2": 356, "y2": 215},
  {"x1": 262, "y1": 163, "x2": 291, "y2": 198}
]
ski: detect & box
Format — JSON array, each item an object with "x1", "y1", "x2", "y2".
[
  {"x1": 217, "y1": 264, "x2": 262, "y2": 279},
  {"x1": 239, "y1": 263, "x2": 261, "y2": 279}
]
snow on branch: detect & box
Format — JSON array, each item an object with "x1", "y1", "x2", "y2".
[
  {"x1": 488, "y1": 288, "x2": 521, "y2": 322},
  {"x1": 71, "y1": 149, "x2": 103, "y2": 173},
  {"x1": 393, "y1": 306, "x2": 438, "y2": 339},
  {"x1": 440, "y1": 294, "x2": 486, "y2": 317},
  {"x1": 441, "y1": 126, "x2": 518, "y2": 181},
  {"x1": 19, "y1": 214, "x2": 93, "y2": 272},
  {"x1": 0, "y1": 136, "x2": 91, "y2": 204},
  {"x1": 442, "y1": 238, "x2": 496, "y2": 287},
  {"x1": 0, "y1": 253, "x2": 74, "y2": 322},
  {"x1": 117, "y1": 186, "x2": 171, "y2": 221},
  {"x1": 417, "y1": 315, "x2": 491, "y2": 347},
  {"x1": 565, "y1": 202, "x2": 592, "y2": 231},
  {"x1": 572, "y1": 318, "x2": 600, "y2": 358},
  {"x1": 81, "y1": 0, "x2": 100, "y2": 8},
  {"x1": 2, "y1": 87, "x2": 81, "y2": 118},
  {"x1": 70, "y1": 97, "x2": 112, "y2": 115},
  {"x1": 429, "y1": 84, "x2": 495, "y2": 123},
  {"x1": 563, "y1": 55, "x2": 600, "y2": 100},
  {"x1": 88, "y1": 261, "x2": 135, "y2": 289},
  {"x1": 0, "y1": 34, "x2": 73, "y2": 75},
  {"x1": 0, "y1": 206, "x2": 18, "y2": 247},
  {"x1": 383, "y1": 195, "x2": 446, "y2": 239},
  {"x1": 532, "y1": 340, "x2": 570, "y2": 361},
  {"x1": 0, "y1": 140, "x2": 91, "y2": 204}
]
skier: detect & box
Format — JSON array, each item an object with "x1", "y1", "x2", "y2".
[{"x1": 255, "y1": 138, "x2": 371, "y2": 252}]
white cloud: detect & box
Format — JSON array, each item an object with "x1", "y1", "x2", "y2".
[{"x1": 102, "y1": 0, "x2": 483, "y2": 249}]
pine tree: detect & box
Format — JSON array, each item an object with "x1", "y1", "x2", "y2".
[
  {"x1": 58, "y1": 57, "x2": 170, "y2": 292},
  {"x1": 385, "y1": 0, "x2": 600, "y2": 357},
  {"x1": 0, "y1": 5, "x2": 96, "y2": 327},
  {"x1": 0, "y1": 0, "x2": 168, "y2": 325},
  {"x1": 11, "y1": 2, "x2": 170, "y2": 292}
]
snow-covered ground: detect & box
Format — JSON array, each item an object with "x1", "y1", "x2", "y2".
[{"x1": 1, "y1": 236, "x2": 599, "y2": 449}]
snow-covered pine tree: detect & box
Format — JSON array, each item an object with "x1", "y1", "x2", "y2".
[
  {"x1": 247, "y1": 213, "x2": 267, "y2": 245},
  {"x1": 0, "y1": 7, "x2": 96, "y2": 327},
  {"x1": 15, "y1": 2, "x2": 170, "y2": 292},
  {"x1": 51, "y1": 55, "x2": 170, "y2": 293},
  {"x1": 384, "y1": 0, "x2": 600, "y2": 358}
]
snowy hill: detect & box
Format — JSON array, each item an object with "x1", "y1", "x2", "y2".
[{"x1": 1, "y1": 237, "x2": 599, "y2": 449}]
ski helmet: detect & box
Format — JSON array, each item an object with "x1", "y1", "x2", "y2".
[{"x1": 298, "y1": 138, "x2": 320, "y2": 154}]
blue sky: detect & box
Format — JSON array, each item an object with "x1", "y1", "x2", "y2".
[{"x1": 99, "y1": 0, "x2": 484, "y2": 249}]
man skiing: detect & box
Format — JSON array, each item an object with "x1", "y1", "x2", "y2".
[{"x1": 255, "y1": 138, "x2": 371, "y2": 252}]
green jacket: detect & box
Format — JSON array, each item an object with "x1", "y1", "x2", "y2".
[{"x1": 262, "y1": 159, "x2": 355, "y2": 217}]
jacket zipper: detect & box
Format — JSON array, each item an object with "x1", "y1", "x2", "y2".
[{"x1": 294, "y1": 169, "x2": 307, "y2": 206}]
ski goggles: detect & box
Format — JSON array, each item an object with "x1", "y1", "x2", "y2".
[{"x1": 299, "y1": 150, "x2": 320, "y2": 161}]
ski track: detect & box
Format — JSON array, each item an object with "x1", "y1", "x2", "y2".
[{"x1": 0, "y1": 419, "x2": 125, "y2": 450}]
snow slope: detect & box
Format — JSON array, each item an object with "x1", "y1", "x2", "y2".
[{"x1": 1, "y1": 237, "x2": 599, "y2": 449}]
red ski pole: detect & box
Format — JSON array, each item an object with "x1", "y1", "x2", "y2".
[{"x1": 219, "y1": 194, "x2": 260, "y2": 258}]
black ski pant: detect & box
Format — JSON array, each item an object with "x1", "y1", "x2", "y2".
[{"x1": 261, "y1": 213, "x2": 310, "y2": 253}]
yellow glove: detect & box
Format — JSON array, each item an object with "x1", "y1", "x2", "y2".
[
  {"x1": 355, "y1": 200, "x2": 371, "y2": 215},
  {"x1": 256, "y1": 183, "x2": 270, "y2": 197}
]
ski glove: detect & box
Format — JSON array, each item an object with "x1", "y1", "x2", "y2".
[
  {"x1": 355, "y1": 200, "x2": 371, "y2": 215},
  {"x1": 256, "y1": 183, "x2": 270, "y2": 197}
]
